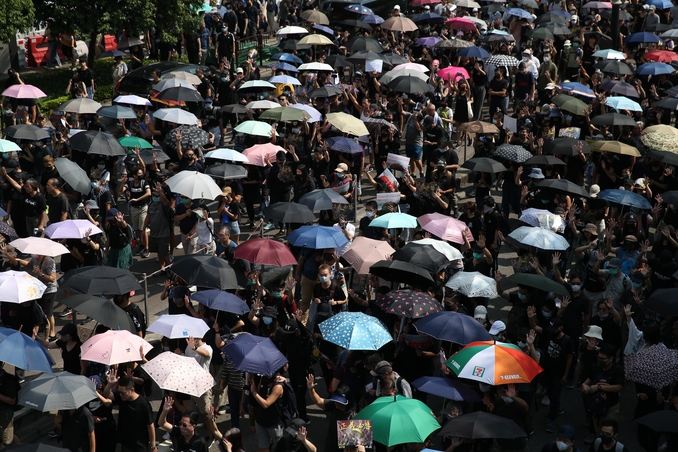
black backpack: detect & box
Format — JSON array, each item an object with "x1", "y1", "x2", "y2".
[{"x1": 275, "y1": 381, "x2": 298, "y2": 421}]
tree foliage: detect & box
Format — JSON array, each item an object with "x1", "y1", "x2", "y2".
[{"x1": 0, "y1": 0, "x2": 36, "y2": 43}]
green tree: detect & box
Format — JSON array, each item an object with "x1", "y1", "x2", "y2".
[{"x1": 0, "y1": 0, "x2": 36, "y2": 43}]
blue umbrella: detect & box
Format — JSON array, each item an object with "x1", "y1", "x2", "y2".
[
  {"x1": 268, "y1": 62, "x2": 299, "y2": 73},
  {"x1": 412, "y1": 376, "x2": 481, "y2": 402},
  {"x1": 361, "y1": 14, "x2": 384, "y2": 24},
  {"x1": 606, "y1": 96, "x2": 642, "y2": 112},
  {"x1": 626, "y1": 32, "x2": 661, "y2": 44},
  {"x1": 326, "y1": 136, "x2": 364, "y2": 154},
  {"x1": 222, "y1": 333, "x2": 288, "y2": 376},
  {"x1": 271, "y1": 53, "x2": 303, "y2": 64},
  {"x1": 0, "y1": 326, "x2": 52, "y2": 372},
  {"x1": 558, "y1": 82, "x2": 594, "y2": 96},
  {"x1": 411, "y1": 13, "x2": 445, "y2": 24},
  {"x1": 506, "y1": 7, "x2": 533, "y2": 19},
  {"x1": 456, "y1": 46, "x2": 492, "y2": 59},
  {"x1": 191, "y1": 289, "x2": 250, "y2": 314},
  {"x1": 286, "y1": 225, "x2": 350, "y2": 249},
  {"x1": 646, "y1": 0, "x2": 672, "y2": 8},
  {"x1": 312, "y1": 24, "x2": 335, "y2": 36},
  {"x1": 414, "y1": 311, "x2": 492, "y2": 344},
  {"x1": 318, "y1": 312, "x2": 393, "y2": 350},
  {"x1": 369, "y1": 212, "x2": 418, "y2": 229},
  {"x1": 597, "y1": 189, "x2": 652, "y2": 210},
  {"x1": 345, "y1": 4, "x2": 373, "y2": 14},
  {"x1": 635, "y1": 62, "x2": 674, "y2": 76}
]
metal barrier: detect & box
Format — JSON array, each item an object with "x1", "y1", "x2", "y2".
[{"x1": 234, "y1": 33, "x2": 271, "y2": 67}]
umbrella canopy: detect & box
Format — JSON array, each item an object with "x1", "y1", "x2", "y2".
[
  {"x1": 456, "y1": 46, "x2": 492, "y2": 59},
  {"x1": 445, "y1": 271, "x2": 498, "y2": 299},
  {"x1": 205, "y1": 163, "x2": 248, "y2": 181},
  {"x1": 4, "y1": 124, "x2": 49, "y2": 141},
  {"x1": 60, "y1": 266, "x2": 141, "y2": 296},
  {"x1": 445, "y1": 341, "x2": 543, "y2": 384},
  {"x1": 286, "y1": 225, "x2": 349, "y2": 249},
  {"x1": 148, "y1": 314, "x2": 210, "y2": 339},
  {"x1": 645, "y1": 124, "x2": 678, "y2": 135},
  {"x1": 300, "y1": 9, "x2": 330, "y2": 23},
  {"x1": 287, "y1": 104, "x2": 322, "y2": 123},
  {"x1": 485, "y1": 54, "x2": 521, "y2": 67},
  {"x1": 524, "y1": 155, "x2": 565, "y2": 166},
  {"x1": 298, "y1": 188, "x2": 349, "y2": 211},
  {"x1": 298, "y1": 34, "x2": 334, "y2": 46},
  {"x1": 461, "y1": 157, "x2": 507, "y2": 173},
  {"x1": 379, "y1": 70, "x2": 429, "y2": 85},
  {"x1": 458, "y1": 121, "x2": 500, "y2": 134},
  {"x1": 59, "y1": 98, "x2": 102, "y2": 114},
  {"x1": 319, "y1": 312, "x2": 392, "y2": 350},
  {"x1": 590, "y1": 140, "x2": 641, "y2": 156},
  {"x1": 537, "y1": 178, "x2": 590, "y2": 198},
  {"x1": 277, "y1": 26, "x2": 309, "y2": 35},
  {"x1": 625, "y1": 344, "x2": 678, "y2": 389},
  {"x1": 10, "y1": 237, "x2": 69, "y2": 257},
  {"x1": 591, "y1": 112, "x2": 637, "y2": 127},
  {"x1": 627, "y1": 33, "x2": 662, "y2": 45},
  {"x1": 386, "y1": 75, "x2": 430, "y2": 94},
  {"x1": 153, "y1": 78, "x2": 197, "y2": 91},
  {"x1": 268, "y1": 74, "x2": 302, "y2": 85},
  {"x1": 412, "y1": 376, "x2": 481, "y2": 402},
  {"x1": 381, "y1": 52, "x2": 410, "y2": 65},
  {"x1": 81, "y1": 329, "x2": 153, "y2": 365},
  {"x1": 645, "y1": 50, "x2": 678, "y2": 63},
  {"x1": 166, "y1": 171, "x2": 222, "y2": 199},
  {"x1": 437, "y1": 66, "x2": 470, "y2": 81},
  {"x1": 505, "y1": 272, "x2": 569, "y2": 296},
  {"x1": 298, "y1": 62, "x2": 335, "y2": 72},
  {"x1": 190, "y1": 290, "x2": 250, "y2": 315},
  {"x1": 609, "y1": 82, "x2": 640, "y2": 98},
  {"x1": 4, "y1": 445, "x2": 69, "y2": 452},
  {"x1": 0, "y1": 327, "x2": 52, "y2": 372},
  {"x1": 592, "y1": 48, "x2": 626, "y2": 60},
  {"x1": 154, "y1": 108, "x2": 198, "y2": 125},
  {"x1": 222, "y1": 333, "x2": 288, "y2": 376},
  {"x1": 655, "y1": 98, "x2": 678, "y2": 110},
  {"x1": 171, "y1": 255, "x2": 245, "y2": 290},
  {"x1": 415, "y1": 311, "x2": 492, "y2": 344},
  {"x1": 18, "y1": 372, "x2": 97, "y2": 412},
  {"x1": 55, "y1": 158, "x2": 91, "y2": 195},
  {"x1": 233, "y1": 238, "x2": 297, "y2": 266},
  {"x1": 361, "y1": 14, "x2": 384, "y2": 24},
  {"x1": 205, "y1": 148, "x2": 250, "y2": 164},
  {"x1": 551, "y1": 94, "x2": 588, "y2": 116},
  {"x1": 418, "y1": 213, "x2": 473, "y2": 244},
  {"x1": 519, "y1": 208, "x2": 565, "y2": 232},
  {"x1": 559, "y1": 81, "x2": 595, "y2": 97},
  {"x1": 326, "y1": 112, "x2": 369, "y2": 136},
  {"x1": 0, "y1": 222, "x2": 17, "y2": 241},
  {"x1": 343, "y1": 237, "x2": 395, "y2": 274},
  {"x1": 528, "y1": 27, "x2": 554, "y2": 40},
  {"x1": 493, "y1": 144, "x2": 532, "y2": 163},
  {"x1": 446, "y1": 17, "x2": 477, "y2": 31},
  {"x1": 597, "y1": 188, "x2": 651, "y2": 209},
  {"x1": 346, "y1": 3, "x2": 373, "y2": 13},
  {"x1": 392, "y1": 62, "x2": 430, "y2": 73},
  {"x1": 156, "y1": 87, "x2": 203, "y2": 103},
  {"x1": 543, "y1": 138, "x2": 590, "y2": 156},
  {"x1": 412, "y1": 238, "x2": 463, "y2": 260},
  {"x1": 238, "y1": 80, "x2": 277, "y2": 93},
  {"x1": 392, "y1": 243, "x2": 448, "y2": 274},
  {"x1": 265, "y1": 202, "x2": 316, "y2": 224},
  {"x1": 381, "y1": 16, "x2": 419, "y2": 31},
  {"x1": 326, "y1": 136, "x2": 364, "y2": 154},
  {"x1": 354, "y1": 395, "x2": 440, "y2": 446},
  {"x1": 96, "y1": 105, "x2": 137, "y2": 119},
  {"x1": 595, "y1": 60, "x2": 633, "y2": 74},
  {"x1": 119, "y1": 136, "x2": 154, "y2": 149},
  {"x1": 415, "y1": 37, "x2": 442, "y2": 47},
  {"x1": 235, "y1": 120, "x2": 274, "y2": 137},
  {"x1": 438, "y1": 411, "x2": 527, "y2": 439},
  {"x1": 242, "y1": 143, "x2": 285, "y2": 167},
  {"x1": 371, "y1": 260, "x2": 435, "y2": 288},
  {"x1": 62, "y1": 294, "x2": 136, "y2": 332},
  {"x1": 0, "y1": 139, "x2": 21, "y2": 153},
  {"x1": 258, "y1": 106, "x2": 309, "y2": 122},
  {"x1": 142, "y1": 351, "x2": 215, "y2": 397},
  {"x1": 508, "y1": 226, "x2": 569, "y2": 250},
  {"x1": 636, "y1": 411, "x2": 678, "y2": 433},
  {"x1": 375, "y1": 289, "x2": 441, "y2": 318},
  {"x1": 2, "y1": 84, "x2": 46, "y2": 98},
  {"x1": 69, "y1": 131, "x2": 126, "y2": 156},
  {"x1": 369, "y1": 212, "x2": 418, "y2": 229},
  {"x1": 645, "y1": 288, "x2": 678, "y2": 316},
  {"x1": 0, "y1": 271, "x2": 46, "y2": 303},
  {"x1": 641, "y1": 132, "x2": 678, "y2": 153},
  {"x1": 114, "y1": 95, "x2": 152, "y2": 106},
  {"x1": 44, "y1": 220, "x2": 103, "y2": 240}
]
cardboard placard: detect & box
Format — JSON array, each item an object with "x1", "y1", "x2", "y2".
[
  {"x1": 386, "y1": 153, "x2": 410, "y2": 170},
  {"x1": 365, "y1": 59, "x2": 383, "y2": 74}
]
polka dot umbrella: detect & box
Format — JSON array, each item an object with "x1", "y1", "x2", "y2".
[
  {"x1": 141, "y1": 351, "x2": 215, "y2": 397},
  {"x1": 375, "y1": 290, "x2": 442, "y2": 319},
  {"x1": 318, "y1": 312, "x2": 393, "y2": 350}
]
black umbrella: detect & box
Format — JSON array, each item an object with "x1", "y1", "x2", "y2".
[
  {"x1": 543, "y1": 137, "x2": 591, "y2": 156},
  {"x1": 645, "y1": 288, "x2": 678, "y2": 316},
  {"x1": 534, "y1": 13, "x2": 568, "y2": 25},
  {"x1": 5, "y1": 445, "x2": 70, "y2": 452},
  {"x1": 461, "y1": 158, "x2": 507, "y2": 173},
  {"x1": 374, "y1": 289, "x2": 442, "y2": 318},
  {"x1": 61, "y1": 266, "x2": 142, "y2": 296},
  {"x1": 649, "y1": 150, "x2": 678, "y2": 166},
  {"x1": 595, "y1": 60, "x2": 633, "y2": 75},
  {"x1": 205, "y1": 163, "x2": 248, "y2": 180},
  {"x1": 610, "y1": 81, "x2": 639, "y2": 98},
  {"x1": 165, "y1": 125, "x2": 211, "y2": 150},
  {"x1": 656, "y1": 98, "x2": 678, "y2": 110},
  {"x1": 369, "y1": 260, "x2": 434, "y2": 288},
  {"x1": 347, "y1": 36, "x2": 383, "y2": 53},
  {"x1": 117, "y1": 36, "x2": 143, "y2": 49},
  {"x1": 325, "y1": 55, "x2": 354, "y2": 68},
  {"x1": 392, "y1": 243, "x2": 448, "y2": 274},
  {"x1": 438, "y1": 412, "x2": 526, "y2": 439},
  {"x1": 265, "y1": 202, "x2": 316, "y2": 224},
  {"x1": 156, "y1": 87, "x2": 204, "y2": 103},
  {"x1": 505, "y1": 272, "x2": 569, "y2": 296},
  {"x1": 537, "y1": 178, "x2": 590, "y2": 198},
  {"x1": 590, "y1": 113, "x2": 637, "y2": 127},
  {"x1": 222, "y1": 103, "x2": 249, "y2": 114},
  {"x1": 309, "y1": 86, "x2": 343, "y2": 98},
  {"x1": 171, "y1": 255, "x2": 246, "y2": 290},
  {"x1": 348, "y1": 50, "x2": 385, "y2": 61},
  {"x1": 62, "y1": 294, "x2": 136, "y2": 332},
  {"x1": 298, "y1": 188, "x2": 349, "y2": 211},
  {"x1": 3, "y1": 124, "x2": 50, "y2": 141},
  {"x1": 69, "y1": 131, "x2": 127, "y2": 156},
  {"x1": 341, "y1": 19, "x2": 372, "y2": 29},
  {"x1": 524, "y1": 155, "x2": 565, "y2": 166},
  {"x1": 636, "y1": 410, "x2": 678, "y2": 433},
  {"x1": 659, "y1": 190, "x2": 678, "y2": 205},
  {"x1": 484, "y1": 33, "x2": 515, "y2": 42},
  {"x1": 386, "y1": 75, "x2": 430, "y2": 94},
  {"x1": 381, "y1": 52, "x2": 409, "y2": 65},
  {"x1": 138, "y1": 148, "x2": 171, "y2": 165}
]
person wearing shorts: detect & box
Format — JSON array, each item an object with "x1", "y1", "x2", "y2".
[
  {"x1": 144, "y1": 189, "x2": 172, "y2": 271},
  {"x1": 403, "y1": 108, "x2": 424, "y2": 178},
  {"x1": 29, "y1": 255, "x2": 57, "y2": 339},
  {"x1": 185, "y1": 335, "x2": 223, "y2": 444}
]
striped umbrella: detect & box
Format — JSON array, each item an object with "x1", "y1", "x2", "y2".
[{"x1": 445, "y1": 341, "x2": 543, "y2": 385}]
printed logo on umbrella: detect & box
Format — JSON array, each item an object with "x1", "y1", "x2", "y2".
[
  {"x1": 473, "y1": 366, "x2": 485, "y2": 377},
  {"x1": 182, "y1": 330, "x2": 189, "y2": 337}
]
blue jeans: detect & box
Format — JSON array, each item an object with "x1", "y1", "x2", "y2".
[
  {"x1": 86, "y1": 86, "x2": 94, "y2": 99},
  {"x1": 46, "y1": 41, "x2": 61, "y2": 67}
]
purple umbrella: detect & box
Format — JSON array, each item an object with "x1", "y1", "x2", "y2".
[
  {"x1": 327, "y1": 136, "x2": 365, "y2": 154},
  {"x1": 361, "y1": 14, "x2": 384, "y2": 24},
  {"x1": 268, "y1": 62, "x2": 299, "y2": 72},
  {"x1": 44, "y1": 220, "x2": 103, "y2": 240},
  {"x1": 416, "y1": 37, "x2": 442, "y2": 47}
]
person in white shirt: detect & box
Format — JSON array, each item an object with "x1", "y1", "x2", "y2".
[
  {"x1": 332, "y1": 218, "x2": 355, "y2": 256},
  {"x1": 521, "y1": 49, "x2": 540, "y2": 81},
  {"x1": 195, "y1": 204, "x2": 215, "y2": 255}
]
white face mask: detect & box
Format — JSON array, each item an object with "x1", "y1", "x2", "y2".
[
  {"x1": 483, "y1": 206, "x2": 492, "y2": 213},
  {"x1": 556, "y1": 441, "x2": 571, "y2": 451},
  {"x1": 571, "y1": 284, "x2": 581, "y2": 292}
]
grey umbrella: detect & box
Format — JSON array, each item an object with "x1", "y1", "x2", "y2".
[
  {"x1": 3, "y1": 124, "x2": 50, "y2": 141},
  {"x1": 54, "y1": 158, "x2": 91, "y2": 195},
  {"x1": 117, "y1": 36, "x2": 143, "y2": 49},
  {"x1": 298, "y1": 188, "x2": 350, "y2": 211},
  {"x1": 493, "y1": 144, "x2": 532, "y2": 163},
  {"x1": 69, "y1": 131, "x2": 127, "y2": 156},
  {"x1": 165, "y1": 125, "x2": 211, "y2": 150},
  {"x1": 205, "y1": 163, "x2": 248, "y2": 180},
  {"x1": 61, "y1": 294, "x2": 136, "y2": 332},
  {"x1": 18, "y1": 372, "x2": 98, "y2": 412}
]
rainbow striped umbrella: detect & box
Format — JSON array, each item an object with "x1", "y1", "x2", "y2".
[{"x1": 445, "y1": 341, "x2": 542, "y2": 385}]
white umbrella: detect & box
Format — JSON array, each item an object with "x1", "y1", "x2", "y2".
[
  {"x1": 298, "y1": 62, "x2": 335, "y2": 72},
  {"x1": 167, "y1": 71, "x2": 202, "y2": 84},
  {"x1": 245, "y1": 100, "x2": 280, "y2": 110},
  {"x1": 288, "y1": 104, "x2": 322, "y2": 122},
  {"x1": 165, "y1": 171, "x2": 223, "y2": 200},
  {"x1": 412, "y1": 238, "x2": 463, "y2": 260},
  {"x1": 238, "y1": 80, "x2": 276, "y2": 91},
  {"x1": 508, "y1": 226, "x2": 569, "y2": 250},
  {"x1": 392, "y1": 62, "x2": 430, "y2": 73},
  {"x1": 142, "y1": 351, "x2": 214, "y2": 397},
  {"x1": 379, "y1": 70, "x2": 429, "y2": 84},
  {"x1": 153, "y1": 78, "x2": 197, "y2": 92},
  {"x1": 81, "y1": 330, "x2": 154, "y2": 365},
  {"x1": 456, "y1": 0, "x2": 482, "y2": 8},
  {"x1": 43, "y1": 219, "x2": 103, "y2": 239},
  {"x1": 445, "y1": 271, "x2": 498, "y2": 298},
  {"x1": 154, "y1": 108, "x2": 198, "y2": 125},
  {"x1": 269, "y1": 75, "x2": 302, "y2": 86},
  {"x1": 0, "y1": 271, "x2": 46, "y2": 303},
  {"x1": 114, "y1": 95, "x2": 152, "y2": 106},
  {"x1": 10, "y1": 237, "x2": 70, "y2": 257},
  {"x1": 147, "y1": 314, "x2": 210, "y2": 339},
  {"x1": 277, "y1": 26, "x2": 309, "y2": 36},
  {"x1": 519, "y1": 208, "x2": 565, "y2": 233},
  {"x1": 205, "y1": 148, "x2": 250, "y2": 163}
]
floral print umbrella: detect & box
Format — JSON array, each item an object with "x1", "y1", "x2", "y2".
[
  {"x1": 142, "y1": 351, "x2": 215, "y2": 397},
  {"x1": 375, "y1": 290, "x2": 442, "y2": 319}
]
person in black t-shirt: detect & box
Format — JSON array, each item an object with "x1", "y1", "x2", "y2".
[
  {"x1": 158, "y1": 401, "x2": 208, "y2": 452},
  {"x1": 103, "y1": 376, "x2": 155, "y2": 452},
  {"x1": 488, "y1": 67, "x2": 510, "y2": 115},
  {"x1": 541, "y1": 318, "x2": 574, "y2": 433},
  {"x1": 76, "y1": 58, "x2": 95, "y2": 99}
]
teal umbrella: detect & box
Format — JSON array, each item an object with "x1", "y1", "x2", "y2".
[
  {"x1": 369, "y1": 213, "x2": 418, "y2": 229},
  {"x1": 119, "y1": 136, "x2": 154, "y2": 149},
  {"x1": 505, "y1": 272, "x2": 569, "y2": 296},
  {"x1": 235, "y1": 120, "x2": 274, "y2": 137},
  {"x1": 318, "y1": 312, "x2": 393, "y2": 350}
]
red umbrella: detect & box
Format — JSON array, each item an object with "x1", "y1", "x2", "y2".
[
  {"x1": 411, "y1": 0, "x2": 441, "y2": 5},
  {"x1": 644, "y1": 50, "x2": 678, "y2": 63},
  {"x1": 233, "y1": 238, "x2": 297, "y2": 266},
  {"x1": 375, "y1": 290, "x2": 442, "y2": 319}
]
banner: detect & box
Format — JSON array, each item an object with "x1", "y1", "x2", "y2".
[{"x1": 337, "y1": 420, "x2": 373, "y2": 448}]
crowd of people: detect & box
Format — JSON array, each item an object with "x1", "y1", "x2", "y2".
[{"x1": 2, "y1": 0, "x2": 678, "y2": 451}]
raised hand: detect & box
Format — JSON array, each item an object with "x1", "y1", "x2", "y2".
[
  {"x1": 552, "y1": 252, "x2": 561, "y2": 266},
  {"x1": 506, "y1": 384, "x2": 517, "y2": 398},
  {"x1": 527, "y1": 305, "x2": 536, "y2": 319},
  {"x1": 163, "y1": 396, "x2": 174, "y2": 411},
  {"x1": 526, "y1": 329, "x2": 536, "y2": 345},
  {"x1": 306, "y1": 374, "x2": 317, "y2": 389},
  {"x1": 560, "y1": 296, "x2": 570, "y2": 309}
]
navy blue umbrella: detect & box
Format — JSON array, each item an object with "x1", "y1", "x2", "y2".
[
  {"x1": 597, "y1": 189, "x2": 652, "y2": 210},
  {"x1": 97, "y1": 50, "x2": 127, "y2": 58},
  {"x1": 411, "y1": 13, "x2": 445, "y2": 24},
  {"x1": 456, "y1": 46, "x2": 491, "y2": 59},
  {"x1": 191, "y1": 289, "x2": 250, "y2": 315},
  {"x1": 222, "y1": 333, "x2": 288, "y2": 376},
  {"x1": 414, "y1": 311, "x2": 492, "y2": 344},
  {"x1": 327, "y1": 136, "x2": 364, "y2": 154},
  {"x1": 271, "y1": 53, "x2": 303, "y2": 65},
  {"x1": 626, "y1": 32, "x2": 662, "y2": 44},
  {"x1": 412, "y1": 376, "x2": 481, "y2": 402}
]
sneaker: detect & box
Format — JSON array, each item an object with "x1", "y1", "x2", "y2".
[
  {"x1": 541, "y1": 396, "x2": 550, "y2": 406},
  {"x1": 558, "y1": 408, "x2": 565, "y2": 416},
  {"x1": 59, "y1": 308, "x2": 73, "y2": 318},
  {"x1": 264, "y1": 222, "x2": 275, "y2": 231},
  {"x1": 470, "y1": 189, "x2": 476, "y2": 197},
  {"x1": 566, "y1": 380, "x2": 575, "y2": 389},
  {"x1": 584, "y1": 434, "x2": 596, "y2": 445},
  {"x1": 169, "y1": 254, "x2": 175, "y2": 263},
  {"x1": 141, "y1": 249, "x2": 150, "y2": 258},
  {"x1": 545, "y1": 420, "x2": 555, "y2": 433},
  {"x1": 48, "y1": 428, "x2": 59, "y2": 438},
  {"x1": 163, "y1": 432, "x2": 170, "y2": 440}
]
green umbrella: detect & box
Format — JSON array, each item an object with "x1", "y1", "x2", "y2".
[
  {"x1": 258, "y1": 106, "x2": 309, "y2": 122},
  {"x1": 528, "y1": 27, "x2": 554, "y2": 40},
  {"x1": 552, "y1": 94, "x2": 589, "y2": 116},
  {"x1": 505, "y1": 272, "x2": 569, "y2": 296},
  {"x1": 354, "y1": 395, "x2": 441, "y2": 446},
  {"x1": 235, "y1": 120, "x2": 273, "y2": 137},
  {"x1": 118, "y1": 136, "x2": 154, "y2": 149}
]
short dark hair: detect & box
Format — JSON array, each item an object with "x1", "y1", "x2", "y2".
[
  {"x1": 118, "y1": 376, "x2": 134, "y2": 389},
  {"x1": 365, "y1": 200, "x2": 378, "y2": 210},
  {"x1": 183, "y1": 412, "x2": 200, "y2": 425},
  {"x1": 600, "y1": 418, "x2": 618, "y2": 434},
  {"x1": 599, "y1": 344, "x2": 616, "y2": 359}
]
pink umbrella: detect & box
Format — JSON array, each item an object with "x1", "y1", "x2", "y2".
[
  {"x1": 243, "y1": 143, "x2": 286, "y2": 167},
  {"x1": 81, "y1": 330, "x2": 154, "y2": 365},
  {"x1": 342, "y1": 237, "x2": 395, "y2": 274},
  {"x1": 445, "y1": 18, "x2": 477, "y2": 32},
  {"x1": 2, "y1": 84, "x2": 47, "y2": 99},
  {"x1": 418, "y1": 213, "x2": 474, "y2": 244},
  {"x1": 583, "y1": 1, "x2": 611, "y2": 7},
  {"x1": 411, "y1": 0, "x2": 442, "y2": 5},
  {"x1": 436, "y1": 66, "x2": 470, "y2": 82}
]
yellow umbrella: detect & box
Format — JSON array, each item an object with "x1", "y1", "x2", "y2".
[
  {"x1": 300, "y1": 9, "x2": 330, "y2": 25},
  {"x1": 589, "y1": 140, "x2": 641, "y2": 157},
  {"x1": 381, "y1": 17, "x2": 418, "y2": 32},
  {"x1": 644, "y1": 125, "x2": 678, "y2": 136},
  {"x1": 326, "y1": 113, "x2": 369, "y2": 137},
  {"x1": 298, "y1": 34, "x2": 334, "y2": 46}
]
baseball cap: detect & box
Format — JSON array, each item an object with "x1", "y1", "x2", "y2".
[
  {"x1": 394, "y1": 4, "x2": 400, "y2": 9},
  {"x1": 335, "y1": 163, "x2": 349, "y2": 173},
  {"x1": 317, "y1": 302, "x2": 332, "y2": 318},
  {"x1": 589, "y1": 184, "x2": 600, "y2": 198},
  {"x1": 58, "y1": 322, "x2": 78, "y2": 337},
  {"x1": 105, "y1": 208, "x2": 120, "y2": 221},
  {"x1": 370, "y1": 360, "x2": 393, "y2": 376},
  {"x1": 474, "y1": 305, "x2": 487, "y2": 320},
  {"x1": 607, "y1": 258, "x2": 622, "y2": 269},
  {"x1": 631, "y1": 271, "x2": 645, "y2": 283},
  {"x1": 282, "y1": 318, "x2": 299, "y2": 334},
  {"x1": 284, "y1": 418, "x2": 308, "y2": 438},
  {"x1": 489, "y1": 320, "x2": 506, "y2": 336},
  {"x1": 545, "y1": 83, "x2": 556, "y2": 90},
  {"x1": 262, "y1": 306, "x2": 278, "y2": 318},
  {"x1": 328, "y1": 390, "x2": 349, "y2": 405},
  {"x1": 171, "y1": 285, "x2": 190, "y2": 304},
  {"x1": 557, "y1": 424, "x2": 576, "y2": 440},
  {"x1": 624, "y1": 234, "x2": 637, "y2": 243},
  {"x1": 424, "y1": 5, "x2": 430, "y2": 9},
  {"x1": 236, "y1": 67, "x2": 244, "y2": 74},
  {"x1": 522, "y1": 48, "x2": 532, "y2": 55}
]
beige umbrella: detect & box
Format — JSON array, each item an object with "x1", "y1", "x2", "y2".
[
  {"x1": 301, "y1": 9, "x2": 330, "y2": 25},
  {"x1": 641, "y1": 132, "x2": 678, "y2": 154},
  {"x1": 456, "y1": 0, "x2": 482, "y2": 7},
  {"x1": 298, "y1": 34, "x2": 334, "y2": 46},
  {"x1": 590, "y1": 140, "x2": 641, "y2": 157},
  {"x1": 381, "y1": 16, "x2": 418, "y2": 32},
  {"x1": 326, "y1": 112, "x2": 370, "y2": 137},
  {"x1": 458, "y1": 121, "x2": 500, "y2": 134},
  {"x1": 644, "y1": 125, "x2": 678, "y2": 136},
  {"x1": 343, "y1": 237, "x2": 395, "y2": 274},
  {"x1": 168, "y1": 71, "x2": 202, "y2": 84}
]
